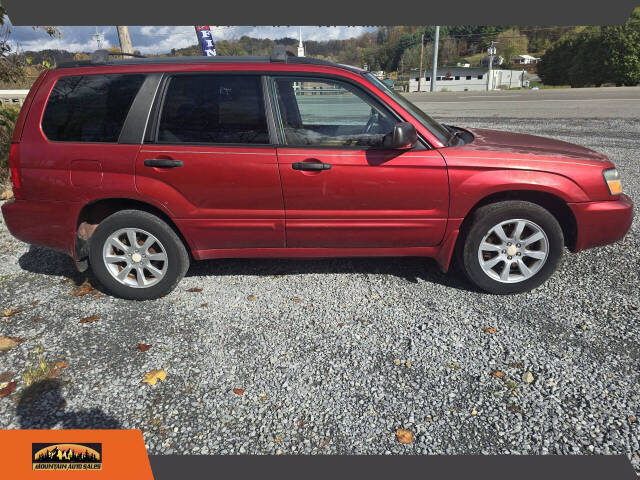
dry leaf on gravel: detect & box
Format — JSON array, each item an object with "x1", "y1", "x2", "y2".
[
  {"x1": 48, "y1": 360, "x2": 69, "y2": 379},
  {"x1": 522, "y1": 371, "x2": 535, "y2": 383},
  {"x1": 233, "y1": 388, "x2": 245, "y2": 395},
  {"x1": 187, "y1": 287, "x2": 202, "y2": 293},
  {"x1": 482, "y1": 326, "x2": 498, "y2": 334},
  {"x1": 137, "y1": 343, "x2": 152, "y2": 352},
  {"x1": 79, "y1": 315, "x2": 99, "y2": 324},
  {"x1": 142, "y1": 369, "x2": 167, "y2": 386},
  {"x1": 72, "y1": 282, "x2": 95, "y2": 297},
  {"x1": 293, "y1": 297, "x2": 301, "y2": 303},
  {"x1": 274, "y1": 434, "x2": 283, "y2": 443},
  {"x1": 247, "y1": 295, "x2": 256, "y2": 301},
  {"x1": 396, "y1": 428, "x2": 414, "y2": 444},
  {"x1": 491, "y1": 370, "x2": 506, "y2": 378},
  {"x1": 33, "y1": 317, "x2": 42, "y2": 322},
  {"x1": 1, "y1": 307, "x2": 23, "y2": 318},
  {"x1": 0, "y1": 336, "x2": 23, "y2": 352},
  {"x1": 0, "y1": 381, "x2": 17, "y2": 398}
]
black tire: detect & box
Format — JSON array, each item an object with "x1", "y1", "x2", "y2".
[
  {"x1": 458, "y1": 201, "x2": 564, "y2": 294},
  {"x1": 88, "y1": 210, "x2": 189, "y2": 300}
]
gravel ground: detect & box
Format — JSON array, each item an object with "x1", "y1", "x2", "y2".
[{"x1": 0, "y1": 118, "x2": 638, "y2": 468}]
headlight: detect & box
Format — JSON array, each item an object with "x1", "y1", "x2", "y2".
[{"x1": 603, "y1": 168, "x2": 622, "y2": 195}]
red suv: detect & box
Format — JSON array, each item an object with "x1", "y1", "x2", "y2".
[{"x1": 2, "y1": 49, "x2": 633, "y2": 300}]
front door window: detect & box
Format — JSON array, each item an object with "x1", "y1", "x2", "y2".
[{"x1": 272, "y1": 77, "x2": 397, "y2": 148}]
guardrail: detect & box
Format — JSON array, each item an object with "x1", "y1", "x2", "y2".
[
  {"x1": 294, "y1": 87, "x2": 347, "y2": 95},
  {"x1": 0, "y1": 90, "x2": 29, "y2": 107}
]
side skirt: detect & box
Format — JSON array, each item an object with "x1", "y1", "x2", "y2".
[{"x1": 192, "y1": 219, "x2": 463, "y2": 273}]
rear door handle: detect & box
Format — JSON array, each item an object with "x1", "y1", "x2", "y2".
[
  {"x1": 292, "y1": 162, "x2": 332, "y2": 171},
  {"x1": 144, "y1": 158, "x2": 183, "y2": 168}
]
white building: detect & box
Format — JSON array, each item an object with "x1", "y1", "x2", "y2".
[
  {"x1": 408, "y1": 67, "x2": 527, "y2": 92},
  {"x1": 513, "y1": 54, "x2": 540, "y2": 65}
]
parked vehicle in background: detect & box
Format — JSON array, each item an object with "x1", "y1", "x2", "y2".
[{"x1": 1, "y1": 49, "x2": 633, "y2": 300}]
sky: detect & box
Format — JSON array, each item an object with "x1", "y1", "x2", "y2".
[{"x1": 4, "y1": 22, "x2": 377, "y2": 54}]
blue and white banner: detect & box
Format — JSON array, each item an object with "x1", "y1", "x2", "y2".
[{"x1": 195, "y1": 26, "x2": 217, "y2": 56}]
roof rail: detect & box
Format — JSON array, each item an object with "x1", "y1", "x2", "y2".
[{"x1": 57, "y1": 48, "x2": 366, "y2": 75}]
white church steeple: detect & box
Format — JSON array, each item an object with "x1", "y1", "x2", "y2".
[{"x1": 297, "y1": 27, "x2": 305, "y2": 57}]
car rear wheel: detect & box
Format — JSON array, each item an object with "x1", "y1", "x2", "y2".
[
  {"x1": 88, "y1": 210, "x2": 189, "y2": 300},
  {"x1": 459, "y1": 201, "x2": 564, "y2": 294}
]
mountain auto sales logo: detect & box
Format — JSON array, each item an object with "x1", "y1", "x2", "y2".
[{"x1": 32, "y1": 443, "x2": 102, "y2": 471}]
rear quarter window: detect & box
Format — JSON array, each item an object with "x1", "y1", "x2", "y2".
[{"x1": 42, "y1": 74, "x2": 145, "y2": 142}]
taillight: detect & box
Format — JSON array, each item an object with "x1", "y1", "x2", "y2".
[{"x1": 8, "y1": 143, "x2": 23, "y2": 199}]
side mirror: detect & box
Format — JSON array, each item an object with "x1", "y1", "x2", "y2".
[{"x1": 384, "y1": 122, "x2": 418, "y2": 150}]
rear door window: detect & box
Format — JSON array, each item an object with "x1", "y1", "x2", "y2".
[
  {"x1": 156, "y1": 74, "x2": 269, "y2": 144},
  {"x1": 42, "y1": 74, "x2": 145, "y2": 142}
]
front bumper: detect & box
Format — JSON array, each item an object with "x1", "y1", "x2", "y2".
[
  {"x1": 1, "y1": 199, "x2": 77, "y2": 256},
  {"x1": 569, "y1": 194, "x2": 633, "y2": 251}
]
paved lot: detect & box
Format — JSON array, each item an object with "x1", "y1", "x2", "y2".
[
  {"x1": 407, "y1": 86, "x2": 640, "y2": 118},
  {"x1": 0, "y1": 93, "x2": 638, "y2": 466}
]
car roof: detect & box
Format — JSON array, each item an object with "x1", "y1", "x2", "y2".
[{"x1": 57, "y1": 49, "x2": 367, "y2": 76}]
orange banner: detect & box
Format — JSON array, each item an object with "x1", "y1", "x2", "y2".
[{"x1": 0, "y1": 429, "x2": 153, "y2": 478}]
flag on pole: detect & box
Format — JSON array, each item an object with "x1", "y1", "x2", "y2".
[{"x1": 195, "y1": 26, "x2": 216, "y2": 56}]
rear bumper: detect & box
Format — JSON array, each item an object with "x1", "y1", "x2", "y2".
[
  {"x1": 1, "y1": 199, "x2": 76, "y2": 256},
  {"x1": 569, "y1": 194, "x2": 633, "y2": 251}
]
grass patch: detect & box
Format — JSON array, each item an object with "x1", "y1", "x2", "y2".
[{"x1": 22, "y1": 344, "x2": 67, "y2": 387}]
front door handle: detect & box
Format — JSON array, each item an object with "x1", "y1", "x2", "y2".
[
  {"x1": 292, "y1": 162, "x2": 332, "y2": 171},
  {"x1": 144, "y1": 158, "x2": 184, "y2": 168}
]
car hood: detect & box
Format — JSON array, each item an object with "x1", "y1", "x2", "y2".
[{"x1": 460, "y1": 127, "x2": 610, "y2": 164}]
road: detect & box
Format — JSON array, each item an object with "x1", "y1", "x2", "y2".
[{"x1": 405, "y1": 86, "x2": 640, "y2": 118}]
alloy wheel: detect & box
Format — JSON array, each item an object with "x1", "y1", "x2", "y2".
[
  {"x1": 477, "y1": 219, "x2": 549, "y2": 283},
  {"x1": 102, "y1": 228, "x2": 168, "y2": 288}
]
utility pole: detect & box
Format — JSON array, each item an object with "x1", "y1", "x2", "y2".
[
  {"x1": 116, "y1": 26, "x2": 133, "y2": 55},
  {"x1": 418, "y1": 33, "x2": 424, "y2": 92},
  {"x1": 487, "y1": 40, "x2": 496, "y2": 91},
  {"x1": 430, "y1": 26, "x2": 440, "y2": 92},
  {"x1": 91, "y1": 27, "x2": 104, "y2": 50}
]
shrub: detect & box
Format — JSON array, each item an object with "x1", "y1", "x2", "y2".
[{"x1": 0, "y1": 105, "x2": 20, "y2": 197}]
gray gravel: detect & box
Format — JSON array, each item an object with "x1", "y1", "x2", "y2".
[{"x1": 0, "y1": 118, "x2": 638, "y2": 467}]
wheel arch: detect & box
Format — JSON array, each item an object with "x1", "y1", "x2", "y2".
[
  {"x1": 457, "y1": 190, "x2": 578, "y2": 252},
  {"x1": 74, "y1": 197, "x2": 193, "y2": 271}
]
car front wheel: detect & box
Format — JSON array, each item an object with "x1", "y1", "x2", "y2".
[
  {"x1": 88, "y1": 210, "x2": 189, "y2": 300},
  {"x1": 460, "y1": 201, "x2": 564, "y2": 294}
]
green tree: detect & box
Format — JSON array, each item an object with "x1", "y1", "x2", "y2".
[
  {"x1": 0, "y1": 2, "x2": 61, "y2": 83},
  {"x1": 495, "y1": 28, "x2": 529, "y2": 66},
  {"x1": 601, "y1": 7, "x2": 640, "y2": 86}
]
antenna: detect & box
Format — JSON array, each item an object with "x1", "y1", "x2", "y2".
[{"x1": 91, "y1": 26, "x2": 104, "y2": 50}]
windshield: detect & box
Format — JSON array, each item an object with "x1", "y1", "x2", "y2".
[{"x1": 364, "y1": 72, "x2": 451, "y2": 145}]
